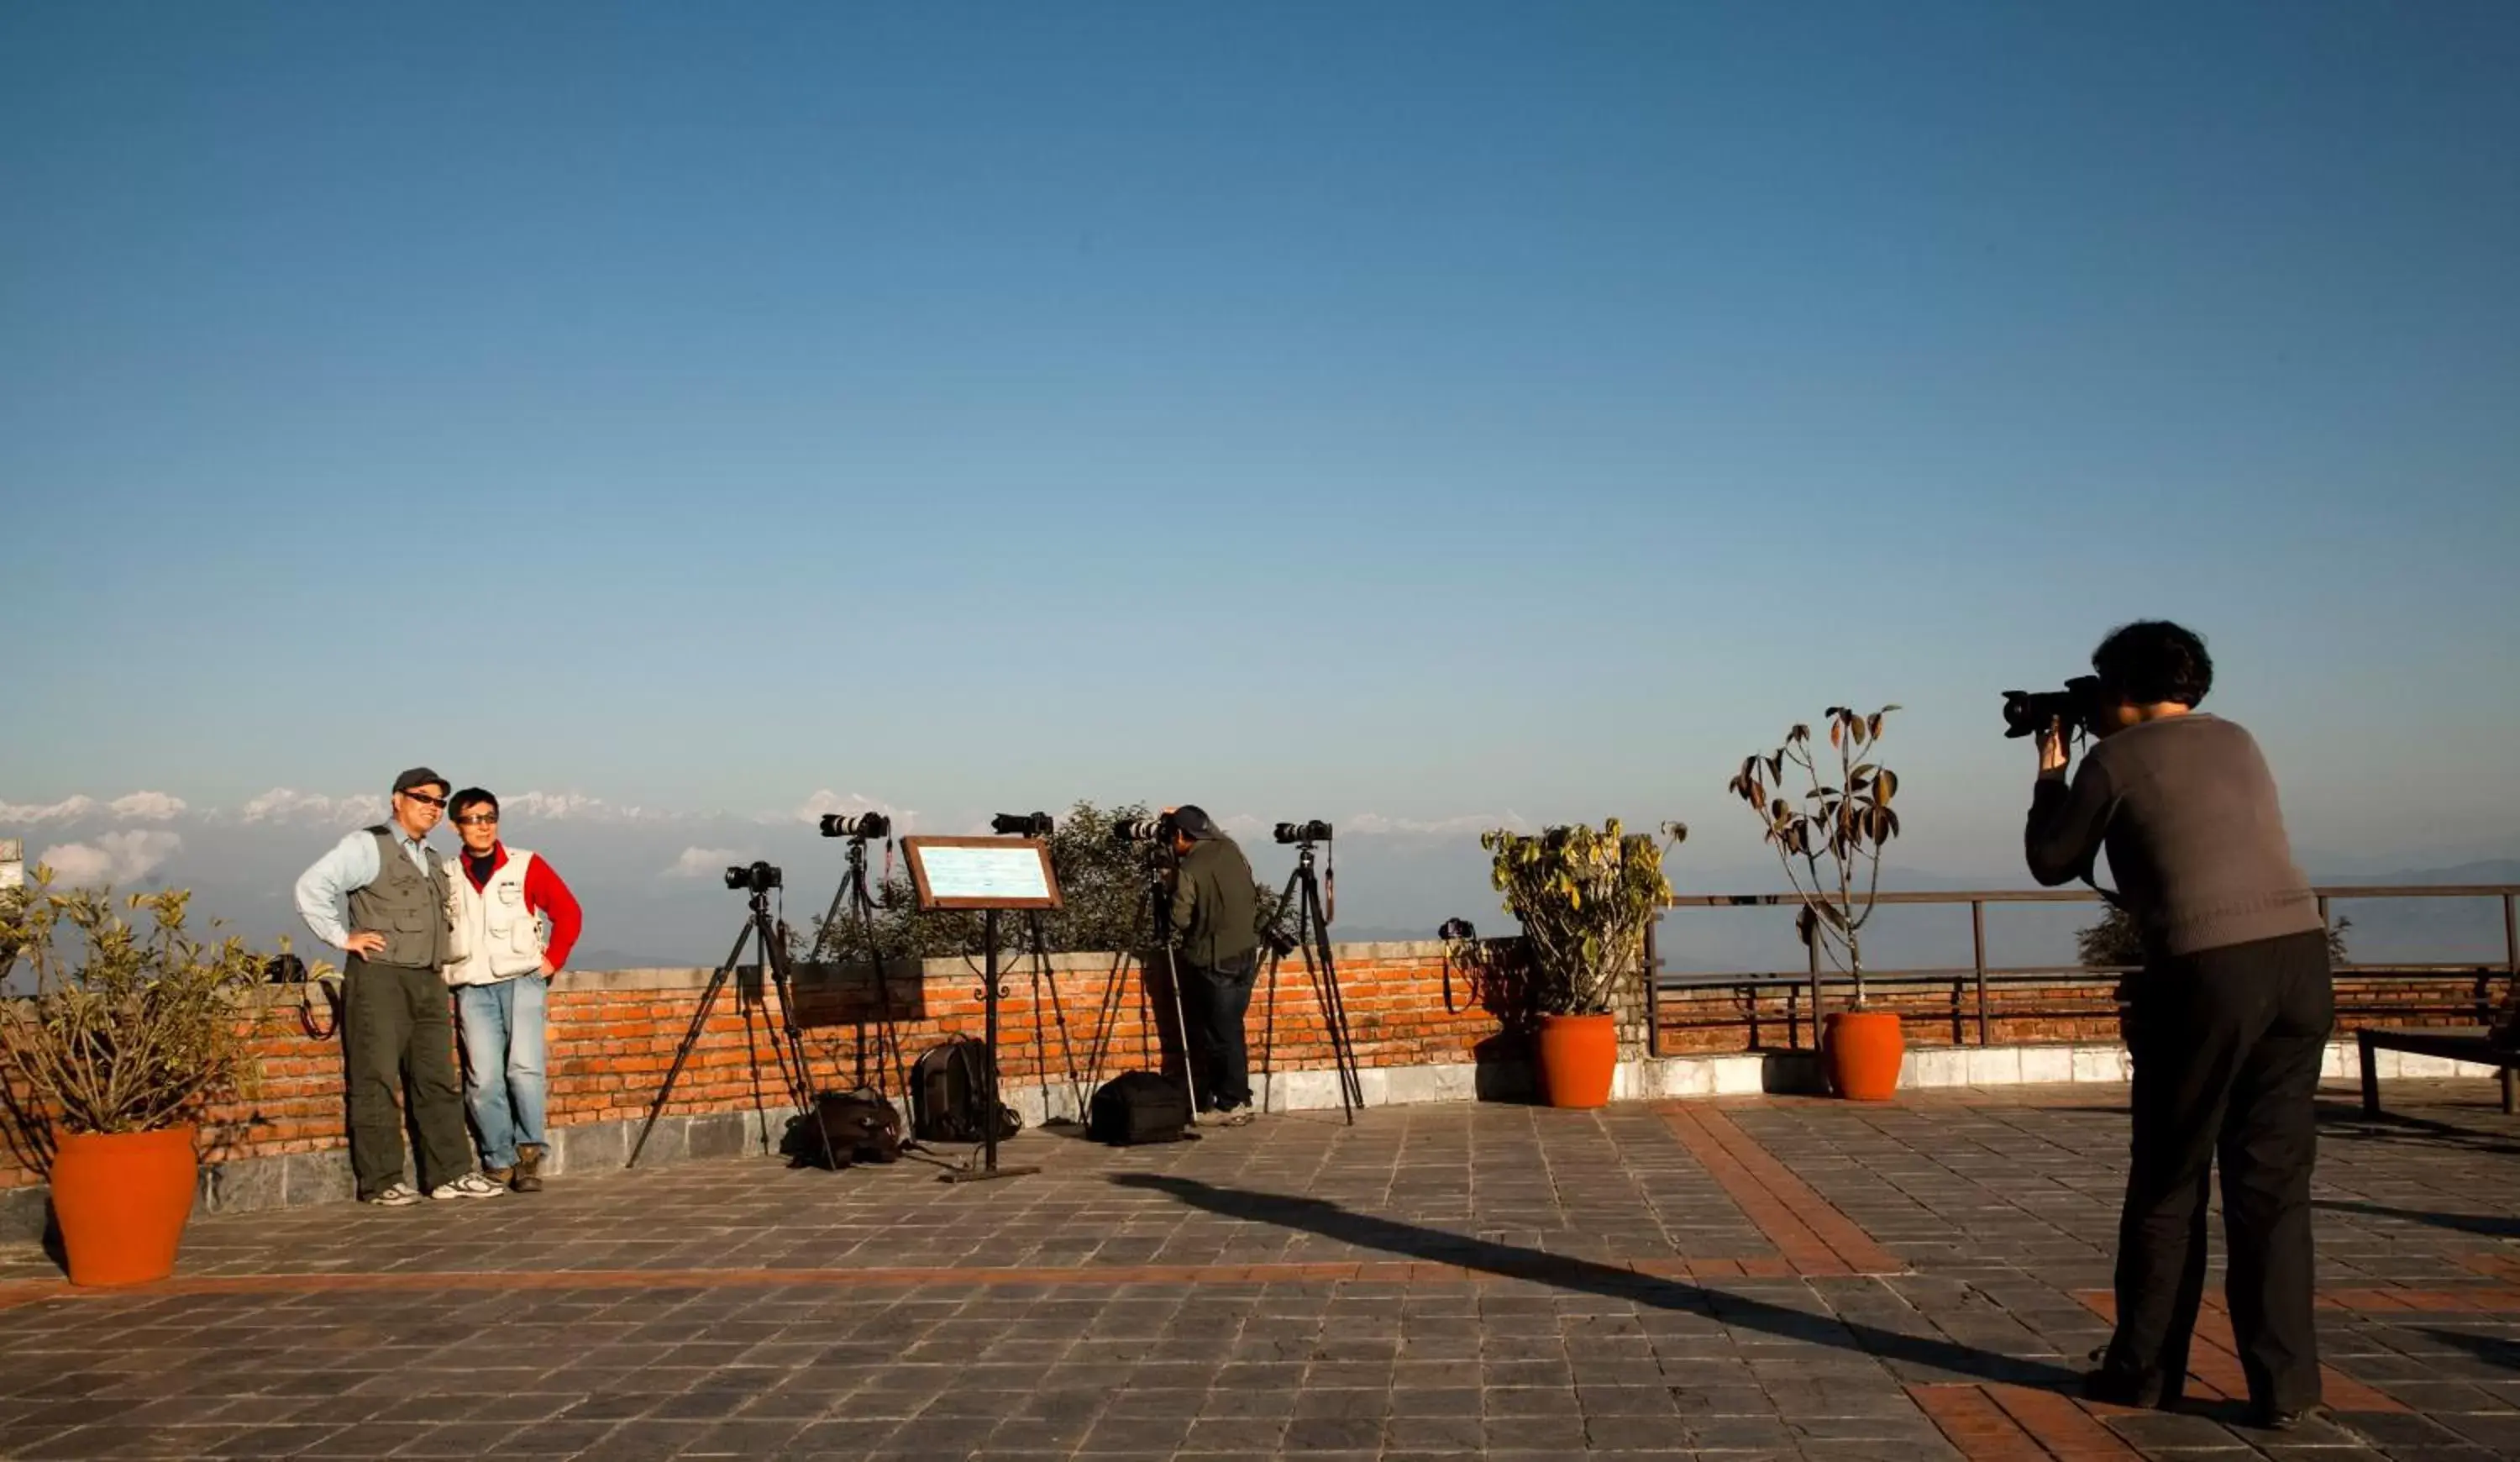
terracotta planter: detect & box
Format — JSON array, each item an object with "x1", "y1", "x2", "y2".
[
  {"x1": 50, "y1": 1126, "x2": 199, "y2": 1286},
  {"x1": 1534, "y1": 1012, "x2": 1619, "y2": 1108},
  {"x1": 1824, "y1": 1010, "x2": 1904, "y2": 1101}
]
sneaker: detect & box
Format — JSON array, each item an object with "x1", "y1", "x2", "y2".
[
  {"x1": 430, "y1": 1172, "x2": 507, "y2": 1200},
  {"x1": 363, "y1": 1182, "x2": 422, "y2": 1207}
]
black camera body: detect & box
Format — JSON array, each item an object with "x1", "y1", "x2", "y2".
[
  {"x1": 991, "y1": 811, "x2": 1054, "y2": 838},
  {"x1": 1110, "y1": 813, "x2": 1179, "y2": 844},
  {"x1": 2003, "y1": 675, "x2": 2106, "y2": 739},
  {"x1": 724, "y1": 860, "x2": 783, "y2": 893},
  {"x1": 1273, "y1": 819, "x2": 1332, "y2": 845},
  {"x1": 818, "y1": 813, "x2": 892, "y2": 839}
]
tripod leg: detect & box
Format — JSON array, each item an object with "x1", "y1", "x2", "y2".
[
  {"x1": 764, "y1": 913, "x2": 841, "y2": 1172},
  {"x1": 1161, "y1": 945, "x2": 1200, "y2": 1115},
  {"x1": 1304, "y1": 868, "x2": 1361, "y2": 1122},
  {"x1": 628, "y1": 921, "x2": 748, "y2": 1167},
  {"x1": 1259, "y1": 865, "x2": 1299, "y2": 1113}
]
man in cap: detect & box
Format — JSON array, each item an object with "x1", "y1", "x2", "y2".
[
  {"x1": 1166, "y1": 806, "x2": 1261, "y2": 1125},
  {"x1": 293, "y1": 768, "x2": 505, "y2": 1205}
]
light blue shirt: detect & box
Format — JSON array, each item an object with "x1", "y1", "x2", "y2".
[{"x1": 294, "y1": 828, "x2": 433, "y2": 953}]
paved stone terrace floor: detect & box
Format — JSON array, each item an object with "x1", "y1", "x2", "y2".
[{"x1": 2, "y1": 1079, "x2": 2517, "y2": 1462}]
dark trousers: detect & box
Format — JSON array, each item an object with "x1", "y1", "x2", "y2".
[
  {"x1": 2107, "y1": 929, "x2": 2333, "y2": 1414},
  {"x1": 342, "y1": 957, "x2": 473, "y2": 1197},
  {"x1": 1178, "y1": 953, "x2": 1257, "y2": 1111}
]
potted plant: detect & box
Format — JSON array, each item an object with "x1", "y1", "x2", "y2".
[
  {"x1": 0, "y1": 875, "x2": 299, "y2": 1286},
  {"x1": 1727, "y1": 706, "x2": 1906, "y2": 1100},
  {"x1": 1478, "y1": 818, "x2": 1685, "y2": 1108}
]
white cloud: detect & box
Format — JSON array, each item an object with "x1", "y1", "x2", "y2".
[
  {"x1": 38, "y1": 830, "x2": 183, "y2": 887},
  {"x1": 665, "y1": 847, "x2": 748, "y2": 879},
  {"x1": 1341, "y1": 812, "x2": 1529, "y2": 836},
  {"x1": 239, "y1": 789, "x2": 388, "y2": 827},
  {"x1": 108, "y1": 791, "x2": 188, "y2": 822},
  {"x1": 0, "y1": 795, "x2": 99, "y2": 825},
  {"x1": 783, "y1": 790, "x2": 912, "y2": 829},
  {"x1": 502, "y1": 791, "x2": 654, "y2": 823}
]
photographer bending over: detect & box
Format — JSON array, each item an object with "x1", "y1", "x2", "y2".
[
  {"x1": 2025, "y1": 621, "x2": 2331, "y2": 1430},
  {"x1": 1167, "y1": 807, "x2": 1260, "y2": 1126}
]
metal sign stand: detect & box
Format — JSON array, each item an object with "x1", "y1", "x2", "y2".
[{"x1": 900, "y1": 836, "x2": 1064, "y2": 1185}]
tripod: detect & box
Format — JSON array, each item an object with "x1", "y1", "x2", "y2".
[
  {"x1": 1083, "y1": 849, "x2": 1201, "y2": 1115},
  {"x1": 811, "y1": 835, "x2": 911, "y2": 1102},
  {"x1": 1258, "y1": 837, "x2": 1362, "y2": 1123},
  {"x1": 629, "y1": 884, "x2": 836, "y2": 1170},
  {"x1": 1012, "y1": 908, "x2": 1089, "y2": 1126}
]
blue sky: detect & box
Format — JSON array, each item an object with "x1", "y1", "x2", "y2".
[{"x1": 6, "y1": 1, "x2": 2517, "y2": 881}]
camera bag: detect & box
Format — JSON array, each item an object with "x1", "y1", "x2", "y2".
[
  {"x1": 1087, "y1": 1071, "x2": 1196, "y2": 1146},
  {"x1": 781, "y1": 1089, "x2": 905, "y2": 1170},
  {"x1": 911, "y1": 1036, "x2": 1021, "y2": 1145}
]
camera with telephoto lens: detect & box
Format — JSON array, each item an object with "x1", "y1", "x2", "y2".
[
  {"x1": 991, "y1": 812, "x2": 1054, "y2": 837},
  {"x1": 1273, "y1": 819, "x2": 1333, "y2": 845},
  {"x1": 2002, "y1": 676, "x2": 2105, "y2": 739},
  {"x1": 724, "y1": 860, "x2": 783, "y2": 893},
  {"x1": 818, "y1": 813, "x2": 892, "y2": 839},
  {"x1": 1110, "y1": 813, "x2": 1178, "y2": 844}
]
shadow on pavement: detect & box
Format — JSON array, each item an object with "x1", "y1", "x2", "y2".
[{"x1": 1110, "y1": 1171, "x2": 2083, "y2": 1391}]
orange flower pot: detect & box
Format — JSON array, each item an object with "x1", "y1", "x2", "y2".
[
  {"x1": 50, "y1": 1126, "x2": 199, "y2": 1286},
  {"x1": 1534, "y1": 1012, "x2": 1619, "y2": 1108},
  {"x1": 1824, "y1": 1010, "x2": 1904, "y2": 1101}
]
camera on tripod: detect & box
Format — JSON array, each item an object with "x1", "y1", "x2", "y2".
[
  {"x1": 1110, "y1": 813, "x2": 1178, "y2": 844},
  {"x1": 991, "y1": 811, "x2": 1054, "y2": 837},
  {"x1": 724, "y1": 860, "x2": 783, "y2": 893},
  {"x1": 2002, "y1": 675, "x2": 2105, "y2": 739},
  {"x1": 1273, "y1": 819, "x2": 1332, "y2": 845},
  {"x1": 818, "y1": 813, "x2": 891, "y2": 839}
]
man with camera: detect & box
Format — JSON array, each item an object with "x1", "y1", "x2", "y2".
[
  {"x1": 293, "y1": 768, "x2": 506, "y2": 1206},
  {"x1": 1164, "y1": 806, "x2": 1260, "y2": 1126},
  {"x1": 443, "y1": 787, "x2": 583, "y2": 1194},
  {"x1": 2022, "y1": 622, "x2": 2331, "y2": 1429}
]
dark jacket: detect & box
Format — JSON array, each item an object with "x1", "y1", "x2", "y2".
[
  {"x1": 2024, "y1": 713, "x2": 2322, "y2": 961},
  {"x1": 1169, "y1": 834, "x2": 1259, "y2": 969}
]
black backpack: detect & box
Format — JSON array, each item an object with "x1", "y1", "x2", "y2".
[
  {"x1": 911, "y1": 1037, "x2": 1021, "y2": 1144},
  {"x1": 1088, "y1": 1071, "x2": 1196, "y2": 1146},
  {"x1": 780, "y1": 1090, "x2": 905, "y2": 1170}
]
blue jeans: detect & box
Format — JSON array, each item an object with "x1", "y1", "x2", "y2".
[{"x1": 454, "y1": 976, "x2": 548, "y2": 1170}]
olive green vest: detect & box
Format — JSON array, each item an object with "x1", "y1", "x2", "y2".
[{"x1": 346, "y1": 825, "x2": 453, "y2": 970}]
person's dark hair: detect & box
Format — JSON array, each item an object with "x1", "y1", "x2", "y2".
[
  {"x1": 2091, "y1": 620, "x2": 2213, "y2": 707},
  {"x1": 449, "y1": 787, "x2": 500, "y2": 823}
]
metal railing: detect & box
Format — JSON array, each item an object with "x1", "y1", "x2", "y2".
[{"x1": 1643, "y1": 884, "x2": 2520, "y2": 1058}]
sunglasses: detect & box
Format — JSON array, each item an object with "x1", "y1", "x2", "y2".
[
  {"x1": 454, "y1": 813, "x2": 499, "y2": 827},
  {"x1": 400, "y1": 791, "x2": 449, "y2": 809}
]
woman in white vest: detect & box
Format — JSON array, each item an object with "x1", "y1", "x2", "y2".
[{"x1": 443, "y1": 787, "x2": 585, "y2": 1192}]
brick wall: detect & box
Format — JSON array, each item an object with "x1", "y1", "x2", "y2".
[{"x1": 0, "y1": 942, "x2": 1507, "y2": 1192}]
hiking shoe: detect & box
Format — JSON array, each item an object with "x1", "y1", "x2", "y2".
[
  {"x1": 510, "y1": 1144, "x2": 545, "y2": 1193},
  {"x1": 430, "y1": 1173, "x2": 507, "y2": 1200},
  {"x1": 481, "y1": 1166, "x2": 514, "y2": 1186},
  {"x1": 364, "y1": 1182, "x2": 422, "y2": 1207}
]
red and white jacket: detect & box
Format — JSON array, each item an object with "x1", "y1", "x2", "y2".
[{"x1": 442, "y1": 844, "x2": 584, "y2": 987}]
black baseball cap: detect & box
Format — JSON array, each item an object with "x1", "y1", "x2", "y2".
[
  {"x1": 1171, "y1": 805, "x2": 1221, "y2": 840},
  {"x1": 392, "y1": 767, "x2": 450, "y2": 797}
]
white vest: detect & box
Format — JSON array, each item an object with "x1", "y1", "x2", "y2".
[{"x1": 442, "y1": 849, "x2": 549, "y2": 986}]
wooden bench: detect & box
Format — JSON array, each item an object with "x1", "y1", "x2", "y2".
[{"x1": 2356, "y1": 1027, "x2": 2520, "y2": 1117}]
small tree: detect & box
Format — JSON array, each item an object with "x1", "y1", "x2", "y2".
[
  {"x1": 2078, "y1": 903, "x2": 2351, "y2": 970},
  {"x1": 0, "y1": 878, "x2": 304, "y2": 1146},
  {"x1": 1726, "y1": 705, "x2": 1903, "y2": 1008},
  {"x1": 1479, "y1": 819, "x2": 1687, "y2": 1017}
]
